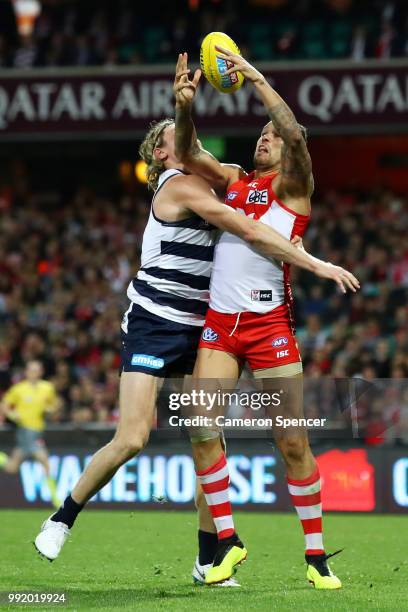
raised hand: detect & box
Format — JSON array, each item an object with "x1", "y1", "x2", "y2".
[
  {"x1": 215, "y1": 45, "x2": 263, "y2": 84},
  {"x1": 174, "y1": 52, "x2": 201, "y2": 107}
]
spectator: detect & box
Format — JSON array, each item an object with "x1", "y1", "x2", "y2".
[
  {"x1": 13, "y1": 35, "x2": 38, "y2": 68},
  {"x1": 0, "y1": 0, "x2": 407, "y2": 69}
]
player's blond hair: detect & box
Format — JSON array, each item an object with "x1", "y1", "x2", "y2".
[{"x1": 139, "y1": 119, "x2": 175, "y2": 191}]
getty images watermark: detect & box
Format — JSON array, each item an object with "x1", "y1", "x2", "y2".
[{"x1": 167, "y1": 389, "x2": 328, "y2": 430}]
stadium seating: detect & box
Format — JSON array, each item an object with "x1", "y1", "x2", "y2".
[{"x1": 0, "y1": 0, "x2": 406, "y2": 68}]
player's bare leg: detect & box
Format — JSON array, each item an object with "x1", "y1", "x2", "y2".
[
  {"x1": 191, "y1": 349, "x2": 247, "y2": 585},
  {"x1": 0, "y1": 447, "x2": 24, "y2": 474},
  {"x1": 191, "y1": 347, "x2": 239, "y2": 476},
  {"x1": 255, "y1": 366, "x2": 341, "y2": 589},
  {"x1": 32, "y1": 448, "x2": 60, "y2": 509},
  {"x1": 34, "y1": 372, "x2": 158, "y2": 561},
  {"x1": 0, "y1": 445, "x2": 59, "y2": 507},
  {"x1": 72, "y1": 372, "x2": 157, "y2": 503},
  {"x1": 264, "y1": 372, "x2": 316, "y2": 480}
]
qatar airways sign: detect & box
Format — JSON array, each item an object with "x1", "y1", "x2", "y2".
[
  {"x1": 0, "y1": 61, "x2": 406, "y2": 138},
  {"x1": 296, "y1": 71, "x2": 407, "y2": 123}
]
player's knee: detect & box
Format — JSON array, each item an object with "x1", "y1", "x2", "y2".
[
  {"x1": 117, "y1": 439, "x2": 144, "y2": 460},
  {"x1": 280, "y1": 435, "x2": 309, "y2": 465},
  {"x1": 114, "y1": 432, "x2": 148, "y2": 460},
  {"x1": 192, "y1": 435, "x2": 221, "y2": 463}
]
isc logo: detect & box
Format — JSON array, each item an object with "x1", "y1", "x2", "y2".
[
  {"x1": 246, "y1": 189, "x2": 268, "y2": 205},
  {"x1": 276, "y1": 349, "x2": 289, "y2": 358},
  {"x1": 251, "y1": 290, "x2": 272, "y2": 301}
]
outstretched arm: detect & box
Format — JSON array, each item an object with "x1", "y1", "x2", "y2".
[
  {"x1": 168, "y1": 175, "x2": 359, "y2": 294},
  {"x1": 215, "y1": 46, "x2": 313, "y2": 199},
  {"x1": 173, "y1": 52, "x2": 244, "y2": 191}
]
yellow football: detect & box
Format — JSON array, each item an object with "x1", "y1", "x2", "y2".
[{"x1": 200, "y1": 32, "x2": 244, "y2": 94}]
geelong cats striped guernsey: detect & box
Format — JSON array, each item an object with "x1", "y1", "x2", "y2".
[{"x1": 124, "y1": 169, "x2": 218, "y2": 328}]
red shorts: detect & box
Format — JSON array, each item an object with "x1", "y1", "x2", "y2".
[{"x1": 199, "y1": 304, "x2": 301, "y2": 371}]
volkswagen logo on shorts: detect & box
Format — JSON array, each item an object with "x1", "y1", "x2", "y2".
[{"x1": 202, "y1": 327, "x2": 219, "y2": 342}]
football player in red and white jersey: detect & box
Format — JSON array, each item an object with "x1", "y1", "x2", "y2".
[{"x1": 174, "y1": 51, "x2": 348, "y2": 589}]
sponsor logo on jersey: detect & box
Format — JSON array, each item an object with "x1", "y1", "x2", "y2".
[
  {"x1": 202, "y1": 327, "x2": 219, "y2": 342},
  {"x1": 226, "y1": 191, "x2": 238, "y2": 201},
  {"x1": 131, "y1": 354, "x2": 164, "y2": 369},
  {"x1": 251, "y1": 289, "x2": 272, "y2": 301},
  {"x1": 276, "y1": 349, "x2": 290, "y2": 358},
  {"x1": 246, "y1": 189, "x2": 268, "y2": 205},
  {"x1": 272, "y1": 336, "x2": 289, "y2": 348}
]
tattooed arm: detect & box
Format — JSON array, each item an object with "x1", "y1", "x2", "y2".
[
  {"x1": 214, "y1": 46, "x2": 313, "y2": 200},
  {"x1": 173, "y1": 52, "x2": 244, "y2": 191},
  {"x1": 252, "y1": 80, "x2": 313, "y2": 198}
]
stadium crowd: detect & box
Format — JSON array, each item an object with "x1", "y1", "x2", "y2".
[
  {"x1": 0, "y1": 0, "x2": 407, "y2": 69},
  {"x1": 0, "y1": 167, "x2": 407, "y2": 430}
]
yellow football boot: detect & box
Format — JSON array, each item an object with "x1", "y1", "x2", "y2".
[
  {"x1": 306, "y1": 550, "x2": 342, "y2": 590},
  {"x1": 205, "y1": 534, "x2": 247, "y2": 585}
]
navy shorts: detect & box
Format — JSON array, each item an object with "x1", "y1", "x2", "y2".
[{"x1": 120, "y1": 303, "x2": 202, "y2": 377}]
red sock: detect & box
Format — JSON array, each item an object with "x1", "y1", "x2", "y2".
[
  {"x1": 287, "y1": 466, "x2": 324, "y2": 555},
  {"x1": 196, "y1": 453, "x2": 234, "y2": 540}
]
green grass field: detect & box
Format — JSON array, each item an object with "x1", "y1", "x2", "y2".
[{"x1": 1, "y1": 510, "x2": 407, "y2": 611}]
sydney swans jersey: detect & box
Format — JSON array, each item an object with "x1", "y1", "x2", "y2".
[
  {"x1": 209, "y1": 172, "x2": 309, "y2": 314},
  {"x1": 125, "y1": 169, "x2": 218, "y2": 327}
]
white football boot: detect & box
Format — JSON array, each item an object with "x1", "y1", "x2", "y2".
[
  {"x1": 192, "y1": 556, "x2": 240, "y2": 587},
  {"x1": 34, "y1": 517, "x2": 70, "y2": 561}
]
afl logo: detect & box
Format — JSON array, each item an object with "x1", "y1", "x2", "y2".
[
  {"x1": 272, "y1": 337, "x2": 288, "y2": 348},
  {"x1": 202, "y1": 327, "x2": 219, "y2": 342},
  {"x1": 226, "y1": 191, "x2": 238, "y2": 201}
]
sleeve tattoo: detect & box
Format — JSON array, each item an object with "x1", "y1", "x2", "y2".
[{"x1": 267, "y1": 102, "x2": 312, "y2": 188}]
